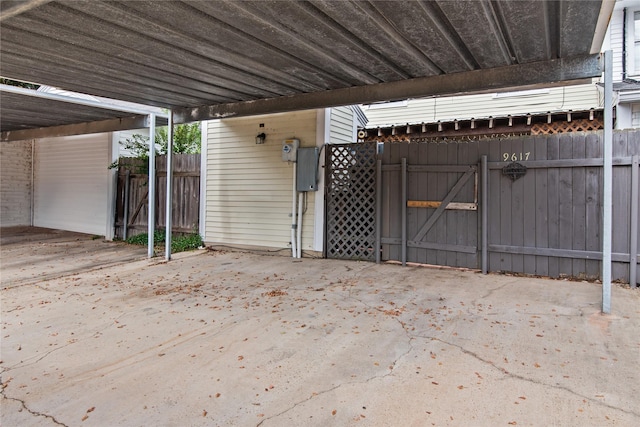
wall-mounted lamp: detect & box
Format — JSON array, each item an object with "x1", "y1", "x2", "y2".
[{"x1": 255, "y1": 132, "x2": 266, "y2": 144}]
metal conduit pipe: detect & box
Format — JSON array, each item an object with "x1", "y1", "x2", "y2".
[
  {"x1": 291, "y1": 162, "x2": 298, "y2": 258},
  {"x1": 297, "y1": 192, "x2": 303, "y2": 258}
]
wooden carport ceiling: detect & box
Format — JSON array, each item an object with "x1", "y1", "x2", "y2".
[{"x1": 1, "y1": 0, "x2": 613, "y2": 139}]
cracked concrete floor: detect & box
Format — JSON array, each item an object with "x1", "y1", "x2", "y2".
[{"x1": 2, "y1": 244, "x2": 640, "y2": 426}]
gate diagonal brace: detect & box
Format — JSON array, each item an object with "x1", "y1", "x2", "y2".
[{"x1": 413, "y1": 167, "x2": 476, "y2": 242}]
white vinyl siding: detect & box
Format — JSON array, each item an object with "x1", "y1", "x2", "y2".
[
  {"x1": 112, "y1": 128, "x2": 151, "y2": 158},
  {"x1": 0, "y1": 140, "x2": 32, "y2": 226},
  {"x1": 635, "y1": 11, "x2": 640, "y2": 75},
  {"x1": 363, "y1": 84, "x2": 601, "y2": 127},
  {"x1": 632, "y1": 103, "x2": 640, "y2": 127},
  {"x1": 608, "y1": 7, "x2": 625, "y2": 81},
  {"x1": 204, "y1": 110, "x2": 317, "y2": 250},
  {"x1": 602, "y1": 3, "x2": 640, "y2": 81},
  {"x1": 33, "y1": 134, "x2": 110, "y2": 235},
  {"x1": 329, "y1": 106, "x2": 355, "y2": 144}
]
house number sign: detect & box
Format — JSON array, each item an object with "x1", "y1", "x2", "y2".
[{"x1": 502, "y1": 152, "x2": 531, "y2": 162}]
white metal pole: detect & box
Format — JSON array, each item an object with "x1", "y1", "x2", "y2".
[
  {"x1": 602, "y1": 50, "x2": 613, "y2": 313},
  {"x1": 148, "y1": 113, "x2": 156, "y2": 258},
  {"x1": 630, "y1": 155, "x2": 638, "y2": 288},
  {"x1": 165, "y1": 112, "x2": 174, "y2": 261}
]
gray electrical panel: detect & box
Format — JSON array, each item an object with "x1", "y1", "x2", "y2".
[{"x1": 296, "y1": 147, "x2": 319, "y2": 192}]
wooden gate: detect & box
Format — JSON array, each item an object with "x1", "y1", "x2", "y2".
[
  {"x1": 114, "y1": 154, "x2": 200, "y2": 238},
  {"x1": 380, "y1": 143, "x2": 479, "y2": 268}
]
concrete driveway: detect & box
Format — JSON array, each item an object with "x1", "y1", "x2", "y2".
[
  {"x1": 1, "y1": 230, "x2": 639, "y2": 426},
  {"x1": 0, "y1": 227, "x2": 147, "y2": 287}
]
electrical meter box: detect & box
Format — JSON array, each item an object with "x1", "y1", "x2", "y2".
[
  {"x1": 282, "y1": 138, "x2": 299, "y2": 162},
  {"x1": 296, "y1": 147, "x2": 319, "y2": 192}
]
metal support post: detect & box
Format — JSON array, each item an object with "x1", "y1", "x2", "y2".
[
  {"x1": 602, "y1": 50, "x2": 613, "y2": 313},
  {"x1": 481, "y1": 155, "x2": 488, "y2": 274},
  {"x1": 401, "y1": 157, "x2": 407, "y2": 266},
  {"x1": 630, "y1": 155, "x2": 639, "y2": 288},
  {"x1": 148, "y1": 113, "x2": 156, "y2": 258},
  {"x1": 165, "y1": 112, "x2": 174, "y2": 261}
]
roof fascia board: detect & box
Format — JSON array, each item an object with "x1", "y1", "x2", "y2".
[
  {"x1": 590, "y1": 0, "x2": 616, "y2": 54},
  {"x1": 174, "y1": 54, "x2": 603, "y2": 124},
  {"x1": 1, "y1": 114, "x2": 155, "y2": 142},
  {"x1": 618, "y1": 89, "x2": 640, "y2": 102},
  {"x1": 0, "y1": 84, "x2": 169, "y2": 118}
]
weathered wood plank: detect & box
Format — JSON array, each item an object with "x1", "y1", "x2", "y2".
[
  {"x1": 415, "y1": 143, "x2": 429, "y2": 264},
  {"x1": 487, "y1": 157, "x2": 632, "y2": 169},
  {"x1": 612, "y1": 131, "x2": 630, "y2": 281},
  {"x1": 446, "y1": 142, "x2": 459, "y2": 266},
  {"x1": 522, "y1": 135, "x2": 537, "y2": 275},
  {"x1": 510, "y1": 136, "x2": 525, "y2": 274},
  {"x1": 409, "y1": 240, "x2": 477, "y2": 254},
  {"x1": 407, "y1": 143, "x2": 419, "y2": 263},
  {"x1": 489, "y1": 244, "x2": 631, "y2": 262},
  {"x1": 466, "y1": 140, "x2": 480, "y2": 269},
  {"x1": 533, "y1": 134, "x2": 549, "y2": 276},
  {"x1": 547, "y1": 134, "x2": 560, "y2": 277},
  {"x1": 436, "y1": 142, "x2": 449, "y2": 266},
  {"x1": 380, "y1": 143, "x2": 391, "y2": 260},
  {"x1": 408, "y1": 165, "x2": 474, "y2": 172},
  {"x1": 425, "y1": 142, "x2": 439, "y2": 264},
  {"x1": 488, "y1": 137, "x2": 503, "y2": 271},
  {"x1": 389, "y1": 143, "x2": 407, "y2": 262},
  {"x1": 455, "y1": 141, "x2": 467, "y2": 267},
  {"x1": 499, "y1": 138, "x2": 513, "y2": 272},
  {"x1": 557, "y1": 133, "x2": 574, "y2": 276},
  {"x1": 382, "y1": 238, "x2": 477, "y2": 254},
  {"x1": 477, "y1": 139, "x2": 490, "y2": 271},
  {"x1": 407, "y1": 201, "x2": 477, "y2": 210},
  {"x1": 570, "y1": 133, "x2": 587, "y2": 277},
  {"x1": 584, "y1": 132, "x2": 602, "y2": 278}
]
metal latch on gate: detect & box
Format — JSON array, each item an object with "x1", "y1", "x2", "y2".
[{"x1": 502, "y1": 162, "x2": 527, "y2": 181}]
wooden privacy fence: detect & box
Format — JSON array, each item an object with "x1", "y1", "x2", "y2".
[
  {"x1": 482, "y1": 131, "x2": 638, "y2": 285},
  {"x1": 114, "y1": 154, "x2": 200, "y2": 239},
  {"x1": 326, "y1": 130, "x2": 640, "y2": 286}
]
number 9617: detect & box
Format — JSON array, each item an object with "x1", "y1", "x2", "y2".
[{"x1": 503, "y1": 152, "x2": 531, "y2": 162}]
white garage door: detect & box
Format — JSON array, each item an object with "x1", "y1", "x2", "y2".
[{"x1": 34, "y1": 134, "x2": 110, "y2": 235}]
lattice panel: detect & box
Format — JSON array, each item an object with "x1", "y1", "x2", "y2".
[
  {"x1": 325, "y1": 143, "x2": 377, "y2": 261},
  {"x1": 531, "y1": 119, "x2": 603, "y2": 135}
]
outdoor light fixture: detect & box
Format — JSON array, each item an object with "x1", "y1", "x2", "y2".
[{"x1": 255, "y1": 132, "x2": 266, "y2": 144}]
